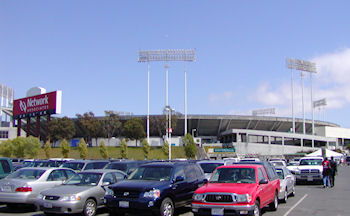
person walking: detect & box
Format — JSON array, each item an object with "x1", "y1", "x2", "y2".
[
  {"x1": 322, "y1": 157, "x2": 331, "y2": 188},
  {"x1": 329, "y1": 156, "x2": 337, "y2": 187}
]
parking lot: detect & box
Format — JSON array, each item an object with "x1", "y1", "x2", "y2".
[{"x1": 0, "y1": 166, "x2": 348, "y2": 216}]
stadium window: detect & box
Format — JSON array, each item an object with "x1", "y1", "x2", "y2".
[
  {"x1": 0, "y1": 131, "x2": 9, "y2": 139},
  {"x1": 271, "y1": 136, "x2": 282, "y2": 145},
  {"x1": 303, "y1": 139, "x2": 312, "y2": 147}
]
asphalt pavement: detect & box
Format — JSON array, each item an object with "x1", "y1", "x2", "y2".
[{"x1": 0, "y1": 165, "x2": 349, "y2": 216}]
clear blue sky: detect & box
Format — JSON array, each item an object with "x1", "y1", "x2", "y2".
[{"x1": 2, "y1": 1, "x2": 350, "y2": 128}]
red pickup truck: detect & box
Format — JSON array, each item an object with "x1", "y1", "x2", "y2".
[{"x1": 192, "y1": 164, "x2": 280, "y2": 216}]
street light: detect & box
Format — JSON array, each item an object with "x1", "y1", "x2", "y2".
[
  {"x1": 192, "y1": 128, "x2": 197, "y2": 137},
  {"x1": 286, "y1": 58, "x2": 317, "y2": 134},
  {"x1": 313, "y1": 98, "x2": 327, "y2": 122},
  {"x1": 164, "y1": 105, "x2": 175, "y2": 160}
]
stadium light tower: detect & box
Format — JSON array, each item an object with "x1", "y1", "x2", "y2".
[
  {"x1": 286, "y1": 58, "x2": 317, "y2": 135},
  {"x1": 314, "y1": 98, "x2": 327, "y2": 122},
  {"x1": 138, "y1": 49, "x2": 196, "y2": 144}
]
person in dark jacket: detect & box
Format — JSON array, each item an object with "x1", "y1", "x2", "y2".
[{"x1": 329, "y1": 156, "x2": 337, "y2": 187}]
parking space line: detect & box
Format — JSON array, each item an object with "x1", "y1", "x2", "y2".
[{"x1": 283, "y1": 194, "x2": 308, "y2": 216}]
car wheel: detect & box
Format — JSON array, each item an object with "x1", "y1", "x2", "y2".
[
  {"x1": 269, "y1": 192, "x2": 278, "y2": 211},
  {"x1": 291, "y1": 185, "x2": 296, "y2": 197},
  {"x1": 282, "y1": 190, "x2": 288, "y2": 203},
  {"x1": 84, "y1": 199, "x2": 97, "y2": 216},
  {"x1": 159, "y1": 197, "x2": 174, "y2": 216},
  {"x1": 250, "y1": 200, "x2": 261, "y2": 216}
]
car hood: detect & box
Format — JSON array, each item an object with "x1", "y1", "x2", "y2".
[
  {"x1": 109, "y1": 180, "x2": 169, "y2": 192},
  {"x1": 195, "y1": 183, "x2": 258, "y2": 194},
  {"x1": 41, "y1": 185, "x2": 94, "y2": 196},
  {"x1": 296, "y1": 165, "x2": 322, "y2": 171}
]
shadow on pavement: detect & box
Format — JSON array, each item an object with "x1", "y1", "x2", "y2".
[{"x1": 0, "y1": 204, "x2": 37, "y2": 214}]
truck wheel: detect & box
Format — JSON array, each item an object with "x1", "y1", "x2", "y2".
[
  {"x1": 251, "y1": 200, "x2": 261, "y2": 216},
  {"x1": 269, "y1": 192, "x2": 278, "y2": 211},
  {"x1": 83, "y1": 199, "x2": 97, "y2": 216},
  {"x1": 159, "y1": 197, "x2": 174, "y2": 216}
]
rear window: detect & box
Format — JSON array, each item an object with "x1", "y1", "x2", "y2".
[
  {"x1": 199, "y1": 163, "x2": 224, "y2": 174},
  {"x1": 7, "y1": 169, "x2": 45, "y2": 180}
]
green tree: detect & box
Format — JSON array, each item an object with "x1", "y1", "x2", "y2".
[
  {"x1": 99, "y1": 140, "x2": 109, "y2": 159},
  {"x1": 346, "y1": 144, "x2": 350, "y2": 151},
  {"x1": 60, "y1": 139, "x2": 70, "y2": 158},
  {"x1": 103, "y1": 111, "x2": 122, "y2": 144},
  {"x1": 142, "y1": 139, "x2": 150, "y2": 160},
  {"x1": 43, "y1": 140, "x2": 51, "y2": 159},
  {"x1": 48, "y1": 117, "x2": 76, "y2": 146},
  {"x1": 24, "y1": 136, "x2": 41, "y2": 158},
  {"x1": 120, "y1": 139, "x2": 128, "y2": 159},
  {"x1": 149, "y1": 113, "x2": 180, "y2": 137},
  {"x1": 12, "y1": 137, "x2": 26, "y2": 158},
  {"x1": 162, "y1": 141, "x2": 169, "y2": 157},
  {"x1": 123, "y1": 118, "x2": 146, "y2": 147},
  {"x1": 183, "y1": 133, "x2": 197, "y2": 159},
  {"x1": 76, "y1": 112, "x2": 102, "y2": 146},
  {"x1": 0, "y1": 139, "x2": 13, "y2": 157},
  {"x1": 78, "y1": 138, "x2": 88, "y2": 159}
]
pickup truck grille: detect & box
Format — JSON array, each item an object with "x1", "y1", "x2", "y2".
[
  {"x1": 205, "y1": 194, "x2": 233, "y2": 203},
  {"x1": 300, "y1": 169, "x2": 320, "y2": 174}
]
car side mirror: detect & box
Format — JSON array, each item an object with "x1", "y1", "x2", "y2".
[
  {"x1": 259, "y1": 179, "x2": 268, "y2": 184},
  {"x1": 175, "y1": 176, "x2": 184, "y2": 183},
  {"x1": 102, "y1": 182, "x2": 110, "y2": 187},
  {"x1": 203, "y1": 179, "x2": 208, "y2": 184}
]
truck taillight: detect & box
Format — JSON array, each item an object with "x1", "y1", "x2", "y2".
[{"x1": 15, "y1": 187, "x2": 32, "y2": 192}]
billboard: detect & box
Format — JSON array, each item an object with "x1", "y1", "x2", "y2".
[{"x1": 13, "y1": 91, "x2": 62, "y2": 119}]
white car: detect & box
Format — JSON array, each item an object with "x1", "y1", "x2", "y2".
[{"x1": 275, "y1": 166, "x2": 296, "y2": 202}]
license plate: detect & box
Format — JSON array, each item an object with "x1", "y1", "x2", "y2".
[
  {"x1": 44, "y1": 202, "x2": 52, "y2": 208},
  {"x1": 119, "y1": 201, "x2": 129, "y2": 208},
  {"x1": 307, "y1": 176, "x2": 313, "y2": 181},
  {"x1": 211, "y1": 208, "x2": 224, "y2": 216},
  {"x1": 2, "y1": 186, "x2": 11, "y2": 192}
]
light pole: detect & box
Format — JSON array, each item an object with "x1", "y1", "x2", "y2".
[
  {"x1": 192, "y1": 128, "x2": 197, "y2": 137},
  {"x1": 286, "y1": 58, "x2": 317, "y2": 134},
  {"x1": 138, "y1": 49, "x2": 196, "y2": 143},
  {"x1": 164, "y1": 105, "x2": 174, "y2": 160}
]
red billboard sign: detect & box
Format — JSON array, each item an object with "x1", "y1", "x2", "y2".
[{"x1": 13, "y1": 91, "x2": 62, "y2": 119}]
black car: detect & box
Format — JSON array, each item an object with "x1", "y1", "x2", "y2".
[{"x1": 105, "y1": 161, "x2": 206, "y2": 216}]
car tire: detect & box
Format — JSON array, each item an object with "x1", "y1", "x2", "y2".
[
  {"x1": 269, "y1": 192, "x2": 278, "y2": 211},
  {"x1": 282, "y1": 190, "x2": 288, "y2": 203},
  {"x1": 83, "y1": 199, "x2": 97, "y2": 216},
  {"x1": 291, "y1": 185, "x2": 296, "y2": 197},
  {"x1": 159, "y1": 197, "x2": 174, "y2": 216},
  {"x1": 250, "y1": 200, "x2": 261, "y2": 216}
]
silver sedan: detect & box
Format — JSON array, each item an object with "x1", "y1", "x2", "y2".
[
  {"x1": 35, "y1": 169, "x2": 127, "y2": 216},
  {"x1": 0, "y1": 167, "x2": 76, "y2": 207},
  {"x1": 275, "y1": 166, "x2": 296, "y2": 203}
]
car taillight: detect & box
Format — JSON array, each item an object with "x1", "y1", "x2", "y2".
[{"x1": 15, "y1": 187, "x2": 32, "y2": 192}]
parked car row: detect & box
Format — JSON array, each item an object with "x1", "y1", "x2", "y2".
[{"x1": 0, "y1": 158, "x2": 297, "y2": 216}]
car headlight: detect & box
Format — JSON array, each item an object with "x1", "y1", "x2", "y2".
[
  {"x1": 37, "y1": 194, "x2": 44, "y2": 200},
  {"x1": 60, "y1": 195, "x2": 81, "y2": 201},
  {"x1": 193, "y1": 193, "x2": 205, "y2": 201},
  {"x1": 295, "y1": 169, "x2": 301, "y2": 175},
  {"x1": 105, "y1": 188, "x2": 114, "y2": 196},
  {"x1": 143, "y1": 189, "x2": 160, "y2": 199},
  {"x1": 236, "y1": 194, "x2": 252, "y2": 203}
]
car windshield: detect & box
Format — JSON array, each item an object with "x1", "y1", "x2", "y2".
[
  {"x1": 199, "y1": 163, "x2": 224, "y2": 173},
  {"x1": 64, "y1": 173, "x2": 102, "y2": 186},
  {"x1": 6, "y1": 169, "x2": 45, "y2": 180},
  {"x1": 29, "y1": 161, "x2": 49, "y2": 167},
  {"x1": 209, "y1": 168, "x2": 256, "y2": 184},
  {"x1": 61, "y1": 162, "x2": 85, "y2": 171},
  {"x1": 275, "y1": 169, "x2": 284, "y2": 179},
  {"x1": 128, "y1": 166, "x2": 172, "y2": 181},
  {"x1": 299, "y1": 159, "x2": 323, "y2": 166},
  {"x1": 106, "y1": 163, "x2": 128, "y2": 172}
]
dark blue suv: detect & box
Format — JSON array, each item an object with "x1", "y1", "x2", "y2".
[{"x1": 105, "y1": 161, "x2": 206, "y2": 216}]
